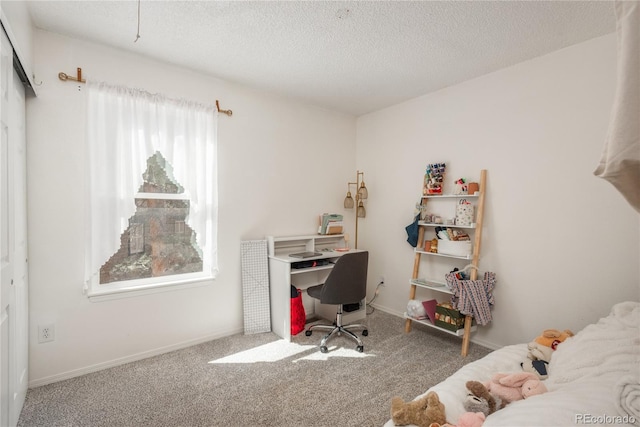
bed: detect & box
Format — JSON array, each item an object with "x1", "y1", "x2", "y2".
[{"x1": 384, "y1": 301, "x2": 640, "y2": 427}]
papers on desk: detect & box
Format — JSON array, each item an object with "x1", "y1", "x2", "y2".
[
  {"x1": 318, "y1": 213, "x2": 343, "y2": 235},
  {"x1": 289, "y1": 252, "x2": 322, "y2": 259}
]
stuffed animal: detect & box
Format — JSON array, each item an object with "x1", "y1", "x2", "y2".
[
  {"x1": 390, "y1": 391, "x2": 447, "y2": 427},
  {"x1": 521, "y1": 329, "x2": 573, "y2": 379},
  {"x1": 535, "y1": 329, "x2": 574, "y2": 350},
  {"x1": 522, "y1": 338, "x2": 554, "y2": 379},
  {"x1": 521, "y1": 358, "x2": 549, "y2": 379},
  {"x1": 429, "y1": 412, "x2": 485, "y2": 427},
  {"x1": 464, "y1": 380, "x2": 507, "y2": 417},
  {"x1": 522, "y1": 378, "x2": 548, "y2": 399},
  {"x1": 456, "y1": 412, "x2": 485, "y2": 427},
  {"x1": 484, "y1": 372, "x2": 547, "y2": 403}
]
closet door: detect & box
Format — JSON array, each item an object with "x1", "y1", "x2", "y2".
[{"x1": 0, "y1": 27, "x2": 28, "y2": 427}]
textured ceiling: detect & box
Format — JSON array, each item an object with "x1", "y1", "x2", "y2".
[{"x1": 27, "y1": 1, "x2": 616, "y2": 116}]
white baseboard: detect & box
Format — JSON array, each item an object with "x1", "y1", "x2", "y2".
[
  {"x1": 369, "y1": 303, "x2": 404, "y2": 318},
  {"x1": 28, "y1": 326, "x2": 244, "y2": 388}
]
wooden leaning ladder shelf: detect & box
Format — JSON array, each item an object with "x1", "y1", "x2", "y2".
[{"x1": 404, "y1": 169, "x2": 487, "y2": 357}]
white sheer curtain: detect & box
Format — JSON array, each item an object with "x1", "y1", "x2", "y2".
[
  {"x1": 594, "y1": 0, "x2": 640, "y2": 213},
  {"x1": 84, "y1": 81, "x2": 218, "y2": 291}
]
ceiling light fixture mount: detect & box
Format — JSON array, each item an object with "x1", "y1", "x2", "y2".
[
  {"x1": 134, "y1": 0, "x2": 142, "y2": 43},
  {"x1": 335, "y1": 8, "x2": 351, "y2": 20}
]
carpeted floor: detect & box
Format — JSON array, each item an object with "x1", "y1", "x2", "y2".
[{"x1": 18, "y1": 309, "x2": 491, "y2": 427}]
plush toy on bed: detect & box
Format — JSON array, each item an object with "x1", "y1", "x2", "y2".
[
  {"x1": 484, "y1": 372, "x2": 547, "y2": 403},
  {"x1": 390, "y1": 391, "x2": 447, "y2": 427},
  {"x1": 521, "y1": 343, "x2": 552, "y2": 379},
  {"x1": 454, "y1": 412, "x2": 485, "y2": 427},
  {"x1": 521, "y1": 328, "x2": 574, "y2": 379},
  {"x1": 428, "y1": 411, "x2": 485, "y2": 427},
  {"x1": 535, "y1": 328, "x2": 574, "y2": 350},
  {"x1": 464, "y1": 380, "x2": 507, "y2": 417}
]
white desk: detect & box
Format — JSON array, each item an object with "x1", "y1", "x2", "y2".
[{"x1": 266, "y1": 234, "x2": 367, "y2": 341}]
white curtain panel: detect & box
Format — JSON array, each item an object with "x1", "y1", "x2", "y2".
[
  {"x1": 84, "y1": 81, "x2": 218, "y2": 288},
  {"x1": 594, "y1": 0, "x2": 640, "y2": 213}
]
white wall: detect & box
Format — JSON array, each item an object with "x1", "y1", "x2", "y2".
[
  {"x1": 357, "y1": 34, "x2": 640, "y2": 349},
  {"x1": 26, "y1": 30, "x2": 357, "y2": 386}
]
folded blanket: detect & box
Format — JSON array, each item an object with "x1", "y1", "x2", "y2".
[{"x1": 616, "y1": 375, "x2": 640, "y2": 426}]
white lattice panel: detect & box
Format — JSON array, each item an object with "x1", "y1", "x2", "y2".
[{"x1": 241, "y1": 240, "x2": 271, "y2": 334}]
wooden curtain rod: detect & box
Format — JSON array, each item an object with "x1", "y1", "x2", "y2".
[{"x1": 57, "y1": 67, "x2": 233, "y2": 116}]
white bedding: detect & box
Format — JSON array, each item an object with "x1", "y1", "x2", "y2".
[{"x1": 385, "y1": 301, "x2": 640, "y2": 427}]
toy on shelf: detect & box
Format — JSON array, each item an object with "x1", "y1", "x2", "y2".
[
  {"x1": 423, "y1": 163, "x2": 446, "y2": 195},
  {"x1": 453, "y1": 178, "x2": 468, "y2": 195}
]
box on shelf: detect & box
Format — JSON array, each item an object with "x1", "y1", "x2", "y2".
[
  {"x1": 435, "y1": 303, "x2": 475, "y2": 332},
  {"x1": 437, "y1": 240, "x2": 472, "y2": 257}
]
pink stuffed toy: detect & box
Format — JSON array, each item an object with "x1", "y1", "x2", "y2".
[
  {"x1": 522, "y1": 378, "x2": 547, "y2": 398},
  {"x1": 456, "y1": 412, "x2": 485, "y2": 427},
  {"x1": 436, "y1": 411, "x2": 485, "y2": 427},
  {"x1": 484, "y1": 372, "x2": 547, "y2": 403}
]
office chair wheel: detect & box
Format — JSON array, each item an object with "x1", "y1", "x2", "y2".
[
  {"x1": 305, "y1": 330, "x2": 312, "y2": 336},
  {"x1": 362, "y1": 329, "x2": 368, "y2": 336},
  {"x1": 320, "y1": 345, "x2": 328, "y2": 353},
  {"x1": 356, "y1": 345, "x2": 364, "y2": 353}
]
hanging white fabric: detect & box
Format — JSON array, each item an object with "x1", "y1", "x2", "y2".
[
  {"x1": 84, "y1": 81, "x2": 218, "y2": 291},
  {"x1": 594, "y1": 0, "x2": 640, "y2": 213}
]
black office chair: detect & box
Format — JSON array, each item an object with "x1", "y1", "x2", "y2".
[{"x1": 305, "y1": 251, "x2": 369, "y2": 353}]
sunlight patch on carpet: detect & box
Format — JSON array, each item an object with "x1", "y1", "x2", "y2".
[
  {"x1": 208, "y1": 339, "x2": 316, "y2": 364},
  {"x1": 294, "y1": 346, "x2": 375, "y2": 361}
]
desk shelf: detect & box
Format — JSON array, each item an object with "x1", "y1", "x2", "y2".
[{"x1": 290, "y1": 264, "x2": 335, "y2": 275}]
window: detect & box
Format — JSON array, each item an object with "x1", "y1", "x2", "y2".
[
  {"x1": 84, "y1": 82, "x2": 218, "y2": 298},
  {"x1": 128, "y1": 223, "x2": 144, "y2": 255},
  {"x1": 100, "y1": 152, "x2": 204, "y2": 284}
]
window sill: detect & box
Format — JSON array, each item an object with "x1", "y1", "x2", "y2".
[{"x1": 86, "y1": 275, "x2": 214, "y2": 302}]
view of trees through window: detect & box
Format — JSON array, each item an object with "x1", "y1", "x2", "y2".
[{"x1": 99, "y1": 152, "x2": 203, "y2": 284}]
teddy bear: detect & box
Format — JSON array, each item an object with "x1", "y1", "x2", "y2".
[
  {"x1": 390, "y1": 391, "x2": 447, "y2": 427},
  {"x1": 484, "y1": 372, "x2": 547, "y2": 403},
  {"x1": 464, "y1": 380, "x2": 507, "y2": 417}
]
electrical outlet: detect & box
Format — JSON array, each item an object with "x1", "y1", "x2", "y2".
[{"x1": 38, "y1": 324, "x2": 55, "y2": 343}]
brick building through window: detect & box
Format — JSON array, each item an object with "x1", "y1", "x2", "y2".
[{"x1": 100, "y1": 152, "x2": 203, "y2": 284}]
